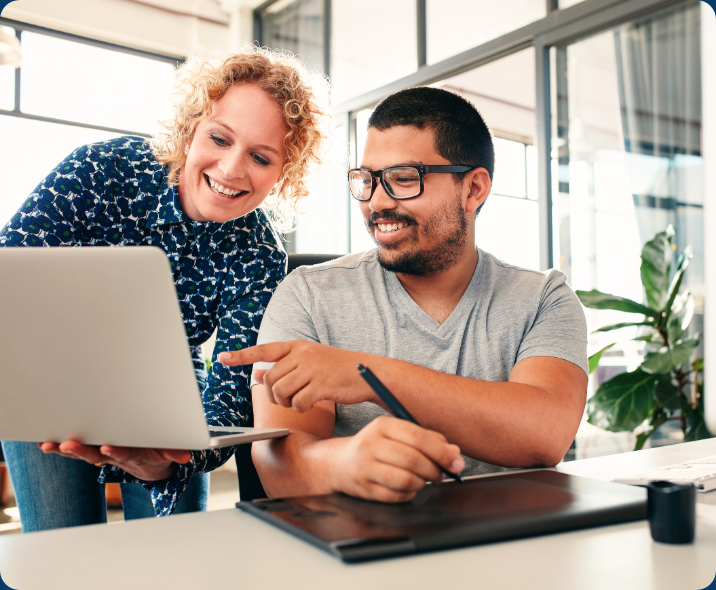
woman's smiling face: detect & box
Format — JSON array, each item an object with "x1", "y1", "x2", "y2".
[{"x1": 177, "y1": 83, "x2": 287, "y2": 223}]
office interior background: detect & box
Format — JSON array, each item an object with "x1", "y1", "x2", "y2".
[{"x1": 0, "y1": 0, "x2": 711, "y2": 460}]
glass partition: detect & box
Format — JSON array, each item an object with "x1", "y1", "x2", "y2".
[
  {"x1": 258, "y1": 0, "x2": 325, "y2": 71},
  {"x1": 435, "y1": 47, "x2": 539, "y2": 270},
  {"x1": 551, "y1": 0, "x2": 703, "y2": 456}
]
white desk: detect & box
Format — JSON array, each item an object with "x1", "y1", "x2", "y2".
[{"x1": 2, "y1": 439, "x2": 716, "y2": 590}]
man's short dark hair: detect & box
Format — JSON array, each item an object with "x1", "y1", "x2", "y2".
[{"x1": 368, "y1": 86, "x2": 495, "y2": 184}]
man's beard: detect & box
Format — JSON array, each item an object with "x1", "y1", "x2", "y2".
[{"x1": 367, "y1": 192, "x2": 468, "y2": 276}]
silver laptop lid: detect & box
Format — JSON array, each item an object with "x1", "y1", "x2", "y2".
[{"x1": 0, "y1": 246, "x2": 211, "y2": 449}]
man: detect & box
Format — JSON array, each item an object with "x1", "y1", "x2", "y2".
[{"x1": 219, "y1": 87, "x2": 588, "y2": 503}]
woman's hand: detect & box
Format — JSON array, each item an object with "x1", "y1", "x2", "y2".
[{"x1": 38, "y1": 441, "x2": 191, "y2": 482}]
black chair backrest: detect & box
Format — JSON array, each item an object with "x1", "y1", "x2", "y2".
[
  {"x1": 235, "y1": 252, "x2": 344, "y2": 502},
  {"x1": 287, "y1": 253, "x2": 342, "y2": 274}
]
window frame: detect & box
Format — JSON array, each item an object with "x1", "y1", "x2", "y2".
[
  {"x1": 0, "y1": 17, "x2": 182, "y2": 138},
  {"x1": 255, "y1": 0, "x2": 686, "y2": 257},
  {"x1": 263, "y1": 0, "x2": 686, "y2": 261}
]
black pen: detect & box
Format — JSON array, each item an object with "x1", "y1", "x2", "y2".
[{"x1": 357, "y1": 364, "x2": 464, "y2": 484}]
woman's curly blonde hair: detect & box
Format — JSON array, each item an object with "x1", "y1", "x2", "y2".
[{"x1": 151, "y1": 46, "x2": 330, "y2": 233}]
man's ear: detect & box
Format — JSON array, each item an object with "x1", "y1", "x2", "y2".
[{"x1": 464, "y1": 168, "x2": 491, "y2": 214}]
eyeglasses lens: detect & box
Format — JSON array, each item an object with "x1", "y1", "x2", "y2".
[
  {"x1": 349, "y1": 170, "x2": 373, "y2": 201},
  {"x1": 383, "y1": 167, "x2": 421, "y2": 198}
]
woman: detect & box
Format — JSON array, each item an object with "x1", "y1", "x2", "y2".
[{"x1": 0, "y1": 47, "x2": 328, "y2": 531}]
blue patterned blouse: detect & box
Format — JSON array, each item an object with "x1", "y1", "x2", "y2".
[{"x1": 0, "y1": 136, "x2": 286, "y2": 516}]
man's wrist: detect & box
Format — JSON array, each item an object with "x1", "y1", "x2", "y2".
[
  {"x1": 318, "y1": 436, "x2": 350, "y2": 494},
  {"x1": 292, "y1": 434, "x2": 349, "y2": 495}
]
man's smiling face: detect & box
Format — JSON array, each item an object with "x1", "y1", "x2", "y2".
[{"x1": 359, "y1": 125, "x2": 472, "y2": 275}]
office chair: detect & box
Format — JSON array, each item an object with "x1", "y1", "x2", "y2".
[{"x1": 235, "y1": 252, "x2": 343, "y2": 501}]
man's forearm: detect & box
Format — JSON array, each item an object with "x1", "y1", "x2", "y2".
[
  {"x1": 239, "y1": 343, "x2": 587, "y2": 477},
  {"x1": 353, "y1": 355, "x2": 586, "y2": 467},
  {"x1": 252, "y1": 431, "x2": 344, "y2": 498}
]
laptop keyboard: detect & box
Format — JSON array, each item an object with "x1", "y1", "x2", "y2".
[{"x1": 613, "y1": 455, "x2": 716, "y2": 492}]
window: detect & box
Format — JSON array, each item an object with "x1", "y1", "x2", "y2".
[
  {"x1": 426, "y1": 0, "x2": 545, "y2": 65},
  {"x1": 257, "y1": 0, "x2": 326, "y2": 73},
  {"x1": 0, "y1": 22, "x2": 178, "y2": 229},
  {"x1": 256, "y1": 1, "x2": 345, "y2": 254},
  {"x1": 0, "y1": 117, "x2": 119, "y2": 228},
  {"x1": 478, "y1": 138, "x2": 540, "y2": 270},
  {"x1": 0, "y1": 26, "x2": 15, "y2": 111},
  {"x1": 19, "y1": 32, "x2": 174, "y2": 132},
  {"x1": 290, "y1": 120, "x2": 350, "y2": 255},
  {"x1": 435, "y1": 47, "x2": 540, "y2": 270},
  {"x1": 349, "y1": 109, "x2": 375, "y2": 254},
  {"x1": 551, "y1": 1, "x2": 703, "y2": 456},
  {"x1": 331, "y1": 0, "x2": 417, "y2": 105},
  {"x1": 258, "y1": 0, "x2": 706, "y2": 294}
]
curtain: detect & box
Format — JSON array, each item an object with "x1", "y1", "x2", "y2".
[
  {"x1": 614, "y1": 1, "x2": 702, "y2": 242},
  {"x1": 613, "y1": 0, "x2": 704, "y2": 332}
]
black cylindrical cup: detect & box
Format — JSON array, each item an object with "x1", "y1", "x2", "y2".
[{"x1": 647, "y1": 481, "x2": 696, "y2": 544}]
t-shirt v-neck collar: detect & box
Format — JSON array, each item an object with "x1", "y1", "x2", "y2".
[{"x1": 384, "y1": 249, "x2": 485, "y2": 337}]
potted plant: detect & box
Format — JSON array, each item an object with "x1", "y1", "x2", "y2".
[{"x1": 576, "y1": 226, "x2": 712, "y2": 451}]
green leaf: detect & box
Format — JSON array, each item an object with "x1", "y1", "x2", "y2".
[
  {"x1": 588, "y1": 343, "x2": 615, "y2": 374},
  {"x1": 641, "y1": 337, "x2": 699, "y2": 374},
  {"x1": 652, "y1": 375, "x2": 680, "y2": 414},
  {"x1": 633, "y1": 333, "x2": 660, "y2": 343},
  {"x1": 592, "y1": 321, "x2": 655, "y2": 333},
  {"x1": 587, "y1": 369, "x2": 658, "y2": 432},
  {"x1": 662, "y1": 246, "x2": 693, "y2": 327},
  {"x1": 576, "y1": 289, "x2": 658, "y2": 317},
  {"x1": 634, "y1": 408, "x2": 668, "y2": 451},
  {"x1": 666, "y1": 290, "x2": 694, "y2": 343},
  {"x1": 684, "y1": 394, "x2": 714, "y2": 442},
  {"x1": 640, "y1": 231, "x2": 674, "y2": 311}
]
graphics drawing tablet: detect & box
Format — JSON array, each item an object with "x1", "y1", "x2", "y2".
[{"x1": 236, "y1": 469, "x2": 647, "y2": 562}]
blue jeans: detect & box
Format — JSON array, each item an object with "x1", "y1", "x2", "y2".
[{"x1": 2, "y1": 440, "x2": 209, "y2": 532}]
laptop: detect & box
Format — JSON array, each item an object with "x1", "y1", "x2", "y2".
[
  {"x1": 237, "y1": 469, "x2": 647, "y2": 562},
  {"x1": 0, "y1": 246, "x2": 287, "y2": 450}
]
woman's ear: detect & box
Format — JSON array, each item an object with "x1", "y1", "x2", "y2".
[{"x1": 465, "y1": 168, "x2": 491, "y2": 214}]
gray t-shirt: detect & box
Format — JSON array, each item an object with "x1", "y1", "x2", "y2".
[{"x1": 254, "y1": 248, "x2": 588, "y2": 476}]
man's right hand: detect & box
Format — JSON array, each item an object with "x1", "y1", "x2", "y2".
[{"x1": 327, "y1": 416, "x2": 465, "y2": 503}]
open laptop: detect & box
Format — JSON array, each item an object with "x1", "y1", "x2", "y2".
[
  {"x1": 237, "y1": 469, "x2": 647, "y2": 562},
  {"x1": 0, "y1": 246, "x2": 287, "y2": 450}
]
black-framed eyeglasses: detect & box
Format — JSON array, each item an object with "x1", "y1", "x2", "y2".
[{"x1": 347, "y1": 165, "x2": 476, "y2": 201}]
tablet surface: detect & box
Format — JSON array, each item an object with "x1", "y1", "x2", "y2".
[{"x1": 237, "y1": 469, "x2": 647, "y2": 562}]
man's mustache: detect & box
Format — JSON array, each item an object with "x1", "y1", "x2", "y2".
[{"x1": 367, "y1": 211, "x2": 416, "y2": 227}]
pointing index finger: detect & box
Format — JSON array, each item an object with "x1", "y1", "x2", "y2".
[{"x1": 217, "y1": 341, "x2": 295, "y2": 366}]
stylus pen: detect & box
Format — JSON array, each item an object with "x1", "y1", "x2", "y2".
[{"x1": 357, "y1": 364, "x2": 464, "y2": 484}]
